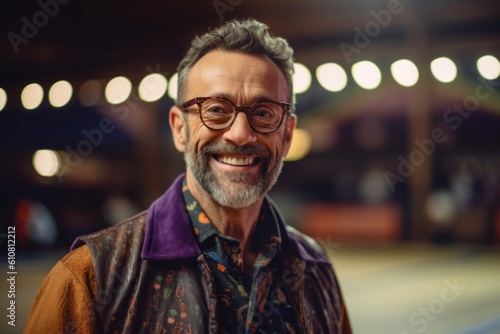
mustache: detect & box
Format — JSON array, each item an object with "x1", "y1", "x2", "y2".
[{"x1": 200, "y1": 141, "x2": 270, "y2": 158}]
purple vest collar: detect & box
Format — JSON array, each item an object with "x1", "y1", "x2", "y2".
[
  {"x1": 141, "y1": 174, "x2": 331, "y2": 266},
  {"x1": 141, "y1": 174, "x2": 200, "y2": 260}
]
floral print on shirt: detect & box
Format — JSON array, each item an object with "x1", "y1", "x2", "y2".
[{"x1": 182, "y1": 182, "x2": 298, "y2": 334}]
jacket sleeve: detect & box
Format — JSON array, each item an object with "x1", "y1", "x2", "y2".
[{"x1": 24, "y1": 245, "x2": 98, "y2": 334}]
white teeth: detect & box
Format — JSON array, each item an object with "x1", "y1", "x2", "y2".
[{"x1": 218, "y1": 156, "x2": 254, "y2": 166}]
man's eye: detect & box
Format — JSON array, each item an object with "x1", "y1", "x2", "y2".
[
  {"x1": 207, "y1": 107, "x2": 223, "y2": 113},
  {"x1": 254, "y1": 110, "x2": 273, "y2": 117},
  {"x1": 204, "y1": 103, "x2": 231, "y2": 114},
  {"x1": 251, "y1": 106, "x2": 276, "y2": 118}
]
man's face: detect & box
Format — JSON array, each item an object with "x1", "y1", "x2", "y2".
[{"x1": 171, "y1": 50, "x2": 295, "y2": 208}]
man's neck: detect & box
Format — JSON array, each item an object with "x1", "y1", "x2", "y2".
[{"x1": 186, "y1": 173, "x2": 263, "y2": 270}]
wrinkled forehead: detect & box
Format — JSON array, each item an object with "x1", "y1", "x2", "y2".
[{"x1": 185, "y1": 50, "x2": 290, "y2": 103}]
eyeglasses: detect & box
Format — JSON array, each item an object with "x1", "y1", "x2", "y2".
[{"x1": 179, "y1": 96, "x2": 291, "y2": 134}]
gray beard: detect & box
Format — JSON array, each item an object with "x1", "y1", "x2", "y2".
[{"x1": 184, "y1": 140, "x2": 284, "y2": 208}]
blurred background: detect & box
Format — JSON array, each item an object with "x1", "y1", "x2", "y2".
[{"x1": 1, "y1": 0, "x2": 499, "y2": 333}]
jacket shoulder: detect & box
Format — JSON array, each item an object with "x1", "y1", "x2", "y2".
[
  {"x1": 70, "y1": 211, "x2": 149, "y2": 292},
  {"x1": 71, "y1": 210, "x2": 148, "y2": 251},
  {"x1": 285, "y1": 225, "x2": 331, "y2": 264}
]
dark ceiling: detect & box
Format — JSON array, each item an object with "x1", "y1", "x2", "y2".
[{"x1": 2, "y1": 0, "x2": 500, "y2": 92}]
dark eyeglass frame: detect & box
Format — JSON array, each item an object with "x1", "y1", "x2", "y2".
[{"x1": 179, "y1": 96, "x2": 292, "y2": 134}]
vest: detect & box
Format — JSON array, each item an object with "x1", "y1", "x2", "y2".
[{"x1": 71, "y1": 176, "x2": 346, "y2": 333}]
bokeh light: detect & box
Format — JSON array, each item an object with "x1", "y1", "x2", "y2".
[
  {"x1": 138, "y1": 73, "x2": 168, "y2": 102},
  {"x1": 33, "y1": 150, "x2": 61, "y2": 177},
  {"x1": 285, "y1": 128, "x2": 312, "y2": 161},
  {"x1": 430, "y1": 57, "x2": 457, "y2": 83},
  {"x1": 21, "y1": 83, "x2": 44, "y2": 110},
  {"x1": 352, "y1": 61, "x2": 382, "y2": 90},
  {"x1": 316, "y1": 63, "x2": 348, "y2": 92},
  {"x1": 0, "y1": 88, "x2": 7, "y2": 112},
  {"x1": 48, "y1": 80, "x2": 73, "y2": 108},
  {"x1": 168, "y1": 73, "x2": 178, "y2": 100},
  {"x1": 477, "y1": 55, "x2": 500, "y2": 80},
  {"x1": 293, "y1": 63, "x2": 312, "y2": 94},
  {"x1": 390, "y1": 59, "x2": 419, "y2": 87},
  {"x1": 425, "y1": 190, "x2": 457, "y2": 225},
  {"x1": 79, "y1": 79, "x2": 102, "y2": 107},
  {"x1": 105, "y1": 76, "x2": 132, "y2": 104}
]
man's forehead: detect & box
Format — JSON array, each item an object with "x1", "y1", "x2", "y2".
[
  {"x1": 185, "y1": 50, "x2": 289, "y2": 99},
  {"x1": 193, "y1": 50, "x2": 280, "y2": 75}
]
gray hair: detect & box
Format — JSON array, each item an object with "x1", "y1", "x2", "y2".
[{"x1": 176, "y1": 19, "x2": 295, "y2": 112}]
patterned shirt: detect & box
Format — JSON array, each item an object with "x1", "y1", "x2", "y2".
[{"x1": 182, "y1": 182, "x2": 299, "y2": 334}]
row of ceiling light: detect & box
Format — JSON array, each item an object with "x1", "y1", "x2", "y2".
[
  {"x1": 1, "y1": 55, "x2": 499, "y2": 113},
  {"x1": 26, "y1": 55, "x2": 500, "y2": 177}
]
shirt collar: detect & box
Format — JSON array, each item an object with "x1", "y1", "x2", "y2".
[
  {"x1": 181, "y1": 179, "x2": 282, "y2": 251},
  {"x1": 141, "y1": 173, "x2": 332, "y2": 266},
  {"x1": 181, "y1": 180, "x2": 220, "y2": 245}
]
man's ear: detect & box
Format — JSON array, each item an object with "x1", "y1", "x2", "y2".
[
  {"x1": 169, "y1": 106, "x2": 187, "y2": 153},
  {"x1": 282, "y1": 113, "x2": 297, "y2": 157}
]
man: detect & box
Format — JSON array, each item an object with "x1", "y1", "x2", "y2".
[{"x1": 25, "y1": 19, "x2": 351, "y2": 333}]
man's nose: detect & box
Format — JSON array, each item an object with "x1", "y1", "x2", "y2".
[{"x1": 222, "y1": 111, "x2": 257, "y2": 145}]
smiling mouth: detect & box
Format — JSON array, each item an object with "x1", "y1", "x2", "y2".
[{"x1": 214, "y1": 154, "x2": 259, "y2": 166}]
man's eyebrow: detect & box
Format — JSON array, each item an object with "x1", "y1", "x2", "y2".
[
  {"x1": 253, "y1": 95, "x2": 283, "y2": 102},
  {"x1": 210, "y1": 93, "x2": 284, "y2": 103},
  {"x1": 209, "y1": 92, "x2": 233, "y2": 99}
]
